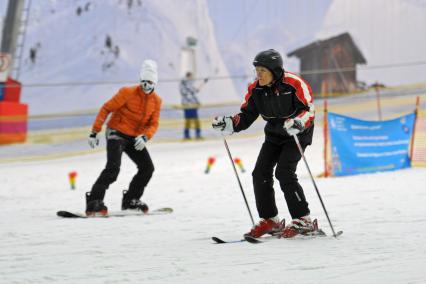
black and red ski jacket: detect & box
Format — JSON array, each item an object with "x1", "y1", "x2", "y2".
[{"x1": 232, "y1": 71, "x2": 315, "y2": 145}]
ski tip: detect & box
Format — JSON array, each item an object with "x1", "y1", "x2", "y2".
[
  {"x1": 212, "y1": 237, "x2": 226, "y2": 243},
  {"x1": 333, "y1": 230, "x2": 344, "y2": 238},
  {"x1": 244, "y1": 235, "x2": 262, "y2": 244}
]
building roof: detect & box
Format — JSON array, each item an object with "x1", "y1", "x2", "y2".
[{"x1": 287, "y1": 32, "x2": 367, "y2": 64}]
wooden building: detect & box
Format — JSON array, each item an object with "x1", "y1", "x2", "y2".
[{"x1": 287, "y1": 32, "x2": 366, "y2": 95}]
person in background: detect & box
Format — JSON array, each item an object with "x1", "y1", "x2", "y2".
[
  {"x1": 179, "y1": 72, "x2": 208, "y2": 140},
  {"x1": 86, "y1": 59, "x2": 162, "y2": 217},
  {"x1": 212, "y1": 49, "x2": 317, "y2": 238}
]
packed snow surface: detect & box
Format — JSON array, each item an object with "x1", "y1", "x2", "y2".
[{"x1": 1, "y1": 128, "x2": 425, "y2": 283}]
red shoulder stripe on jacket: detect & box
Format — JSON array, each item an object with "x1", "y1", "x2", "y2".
[
  {"x1": 283, "y1": 72, "x2": 315, "y2": 128},
  {"x1": 241, "y1": 81, "x2": 257, "y2": 109},
  {"x1": 283, "y1": 72, "x2": 313, "y2": 105}
]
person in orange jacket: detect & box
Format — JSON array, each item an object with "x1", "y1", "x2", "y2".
[{"x1": 86, "y1": 59, "x2": 162, "y2": 216}]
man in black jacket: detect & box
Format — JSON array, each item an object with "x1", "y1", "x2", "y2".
[{"x1": 212, "y1": 49, "x2": 316, "y2": 238}]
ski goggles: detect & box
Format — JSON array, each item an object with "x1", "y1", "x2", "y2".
[
  {"x1": 141, "y1": 80, "x2": 155, "y2": 87},
  {"x1": 140, "y1": 80, "x2": 155, "y2": 92}
]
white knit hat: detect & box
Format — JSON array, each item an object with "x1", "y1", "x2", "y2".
[{"x1": 139, "y1": 59, "x2": 158, "y2": 85}]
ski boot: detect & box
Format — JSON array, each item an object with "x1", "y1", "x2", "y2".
[
  {"x1": 121, "y1": 190, "x2": 149, "y2": 213},
  {"x1": 244, "y1": 216, "x2": 281, "y2": 238},
  {"x1": 85, "y1": 192, "x2": 108, "y2": 217},
  {"x1": 281, "y1": 216, "x2": 316, "y2": 238}
]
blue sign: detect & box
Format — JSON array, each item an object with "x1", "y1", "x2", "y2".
[
  {"x1": 0, "y1": 83, "x2": 4, "y2": 101},
  {"x1": 328, "y1": 112, "x2": 415, "y2": 176}
]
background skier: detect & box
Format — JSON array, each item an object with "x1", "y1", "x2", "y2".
[{"x1": 179, "y1": 71, "x2": 208, "y2": 140}]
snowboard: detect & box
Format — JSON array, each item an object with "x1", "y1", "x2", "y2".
[{"x1": 56, "y1": 207, "x2": 173, "y2": 218}]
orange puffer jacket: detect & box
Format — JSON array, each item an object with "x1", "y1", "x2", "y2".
[{"x1": 92, "y1": 85, "x2": 162, "y2": 139}]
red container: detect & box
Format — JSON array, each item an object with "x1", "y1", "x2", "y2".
[
  {"x1": 3, "y1": 77, "x2": 22, "y2": 102},
  {"x1": 0, "y1": 101, "x2": 28, "y2": 144}
]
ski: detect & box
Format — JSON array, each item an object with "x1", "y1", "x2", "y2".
[
  {"x1": 244, "y1": 229, "x2": 343, "y2": 244},
  {"x1": 244, "y1": 235, "x2": 262, "y2": 244},
  {"x1": 243, "y1": 233, "x2": 282, "y2": 244},
  {"x1": 212, "y1": 236, "x2": 245, "y2": 244},
  {"x1": 212, "y1": 234, "x2": 279, "y2": 244},
  {"x1": 212, "y1": 221, "x2": 285, "y2": 244},
  {"x1": 212, "y1": 218, "x2": 342, "y2": 244},
  {"x1": 56, "y1": 207, "x2": 173, "y2": 218}
]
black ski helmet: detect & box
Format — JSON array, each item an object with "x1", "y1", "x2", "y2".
[{"x1": 253, "y1": 49, "x2": 284, "y2": 80}]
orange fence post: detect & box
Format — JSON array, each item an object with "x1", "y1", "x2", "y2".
[
  {"x1": 323, "y1": 99, "x2": 330, "y2": 177},
  {"x1": 375, "y1": 84, "x2": 383, "y2": 121},
  {"x1": 410, "y1": 96, "x2": 420, "y2": 164}
]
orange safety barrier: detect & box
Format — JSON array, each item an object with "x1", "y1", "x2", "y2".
[
  {"x1": 411, "y1": 109, "x2": 426, "y2": 166},
  {"x1": 0, "y1": 101, "x2": 28, "y2": 144}
]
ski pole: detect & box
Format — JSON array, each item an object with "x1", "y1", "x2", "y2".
[
  {"x1": 292, "y1": 134, "x2": 338, "y2": 237},
  {"x1": 223, "y1": 138, "x2": 255, "y2": 226}
]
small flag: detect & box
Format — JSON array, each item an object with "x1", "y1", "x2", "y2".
[
  {"x1": 68, "y1": 171, "x2": 77, "y2": 190},
  {"x1": 205, "y1": 156, "x2": 216, "y2": 174},
  {"x1": 233, "y1": 157, "x2": 246, "y2": 173}
]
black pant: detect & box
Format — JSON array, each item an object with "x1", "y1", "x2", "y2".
[
  {"x1": 252, "y1": 138, "x2": 310, "y2": 220},
  {"x1": 90, "y1": 136, "x2": 154, "y2": 201}
]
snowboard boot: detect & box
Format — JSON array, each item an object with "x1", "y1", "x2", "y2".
[
  {"x1": 85, "y1": 192, "x2": 108, "y2": 217},
  {"x1": 121, "y1": 190, "x2": 149, "y2": 213},
  {"x1": 244, "y1": 216, "x2": 281, "y2": 238},
  {"x1": 281, "y1": 216, "x2": 316, "y2": 238}
]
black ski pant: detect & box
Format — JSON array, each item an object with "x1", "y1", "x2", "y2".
[
  {"x1": 252, "y1": 139, "x2": 310, "y2": 220},
  {"x1": 90, "y1": 136, "x2": 154, "y2": 201}
]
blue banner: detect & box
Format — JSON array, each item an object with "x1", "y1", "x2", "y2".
[{"x1": 328, "y1": 112, "x2": 415, "y2": 176}]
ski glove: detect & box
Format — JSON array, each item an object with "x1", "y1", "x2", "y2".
[
  {"x1": 284, "y1": 117, "x2": 304, "y2": 136},
  {"x1": 134, "y1": 135, "x2": 148, "y2": 151},
  {"x1": 212, "y1": 116, "x2": 234, "y2": 135},
  {"x1": 88, "y1": 132, "x2": 99, "y2": 148}
]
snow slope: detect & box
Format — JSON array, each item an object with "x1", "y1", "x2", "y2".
[
  {"x1": 14, "y1": 0, "x2": 426, "y2": 116},
  {"x1": 19, "y1": 0, "x2": 238, "y2": 115},
  {"x1": 1, "y1": 128, "x2": 426, "y2": 283}
]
